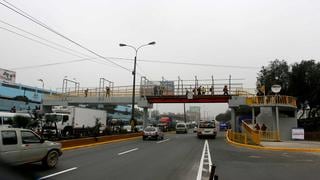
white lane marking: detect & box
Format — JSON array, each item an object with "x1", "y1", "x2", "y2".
[
  {"x1": 196, "y1": 140, "x2": 213, "y2": 180},
  {"x1": 118, "y1": 148, "x2": 139, "y2": 156},
  {"x1": 156, "y1": 138, "x2": 170, "y2": 144},
  {"x1": 38, "y1": 167, "x2": 78, "y2": 180}
]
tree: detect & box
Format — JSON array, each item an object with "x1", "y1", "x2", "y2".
[
  {"x1": 288, "y1": 60, "x2": 320, "y2": 108},
  {"x1": 216, "y1": 110, "x2": 231, "y2": 122},
  {"x1": 257, "y1": 59, "x2": 320, "y2": 120},
  {"x1": 256, "y1": 59, "x2": 290, "y2": 95}
]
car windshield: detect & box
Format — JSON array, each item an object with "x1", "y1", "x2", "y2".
[
  {"x1": 199, "y1": 122, "x2": 215, "y2": 128},
  {"x1": 177, "y1": 124, "x2": 186, "y2": 128},
  {"x1": 144, "y1": 127, "x2": 156, "y2": 132}
]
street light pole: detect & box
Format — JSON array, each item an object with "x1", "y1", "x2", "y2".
[{"x1": 119, "y1": 41, "x2": 156, "y2": 130}]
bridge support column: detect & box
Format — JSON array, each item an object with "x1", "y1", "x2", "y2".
[
  {"x1": 252, "y1": 107, "x2": 255, "y2": 125},
  {"x1": 143, "y1": 107, "x2": 148, "y2": 128},
  {"x1": 230, "y1": 108, "x2": 236, "y2": 131}
]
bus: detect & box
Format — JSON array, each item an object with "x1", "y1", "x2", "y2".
[{"x1": 0, "y1": 111, "x2": 31, "y2": 126}]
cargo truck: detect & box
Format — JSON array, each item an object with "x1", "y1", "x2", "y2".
[{"x1": 43, "y1": 106, "x2": 107, "y2": 138}]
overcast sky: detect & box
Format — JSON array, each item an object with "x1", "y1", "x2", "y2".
[{"x1": 1, "y1": 0, "x2": 319, "y2": 116}]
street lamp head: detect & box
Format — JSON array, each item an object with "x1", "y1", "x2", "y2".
[
  {"x1": 38, "y1": 79, "x2": 43, "y2": 82},
  {"x1": 148, "y1": 41, "x2": 156, "y2": 45},
  {"x1": 119, "y1": 43, "x2": 127, "y2": 47}
]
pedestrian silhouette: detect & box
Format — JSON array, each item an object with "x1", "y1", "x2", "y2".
[
  {"x1": 84, "y1": 88, "x2": 88, "y2": 97},
  {"x1": 223, "y1": 85, "x2": 229, "y2": 95}
]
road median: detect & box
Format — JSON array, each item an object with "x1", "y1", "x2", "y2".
[{"x1": 60, "y1": 133, "x2": 142, "y2": 151}]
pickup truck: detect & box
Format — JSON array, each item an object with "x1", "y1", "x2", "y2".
[{"x1": 0, "y1": 126, "x2": 62, "y2": 168}]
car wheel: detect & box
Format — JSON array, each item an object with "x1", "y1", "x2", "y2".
[
  {"x1": 143, "y1": 136, "x2": 146, "y2": 140},
  {"x1": 42, "y1": 150, "x2": 59, "y2": 168}
]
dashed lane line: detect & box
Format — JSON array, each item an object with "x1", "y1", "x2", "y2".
[
  {"x1": 38, "y1": 167, "x2": 78, "y2": 180},
  {"x1": 118, "y1": 148, "x2": 139, "y2": 156},
  {"x1": 156, "y1": 138, "x2": 170, "y2": 144}
]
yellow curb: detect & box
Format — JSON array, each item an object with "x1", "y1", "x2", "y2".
[
  {"x1": 62, "y1": 136, "x2": 141, "y2": 151},
  {"x1": 225, "y1": 132, "x2": 320, "y2": 152}
]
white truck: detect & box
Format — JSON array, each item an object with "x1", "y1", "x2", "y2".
[{"x1": 43, "y1": 106, "x2": 107, "y2": 138}]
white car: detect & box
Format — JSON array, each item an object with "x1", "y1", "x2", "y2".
[
  {"x1": 122, "y1": 125, "x2": 132, "y2": 133},
  {"x1": 142, "y1": 127, "x2": 164, "y2": 140},
  {"x1": 135, "y1": 125, "x2": 144, "y2": 132},
  {"x1": 0, "y1": 127, "x2": 62, "y2": 168}
]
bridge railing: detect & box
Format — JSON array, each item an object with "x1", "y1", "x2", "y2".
[
  {"x1": 246, "y1": 95, "x2": 297, "y2": 107},
  {"x1": 44, "y1": 77, "x2": 250, "y2": 99}
]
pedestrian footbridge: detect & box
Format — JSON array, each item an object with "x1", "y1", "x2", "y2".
[
  {"x1": 43, "y1": 76, "x2": 253, "y2": 108},
  {"x1": 42, "y1": 76, "x2": 297, "y2": 141}
]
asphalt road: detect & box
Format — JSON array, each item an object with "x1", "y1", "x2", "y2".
[{"x1": 12, "y1": 131, "x2": 320, "y2": 180}]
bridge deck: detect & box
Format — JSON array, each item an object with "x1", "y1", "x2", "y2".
[{"x1": 146, "y1": 95, "x2": 230, "y2": 103}]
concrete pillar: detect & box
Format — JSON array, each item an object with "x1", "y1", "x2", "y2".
[
  {"x1": 252, "y1": 107, "x2": 255, "y2": 125},
  {"x1": 143, "y1": 107, "x2": 148, "y2": 128},
  {"x1": 231, "y1": 108, "x2": 236, "y2": 131},
  {"x1": 275, "y1": 106, "x2": 280, "y2": 136}
]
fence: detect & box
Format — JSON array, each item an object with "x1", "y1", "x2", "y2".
[
  {"x1": 227, "y1": 130, "x2": 248, "y2": 144},
  {"x1": 259, "y1": 131, "x2": 280, "y2": 141}
]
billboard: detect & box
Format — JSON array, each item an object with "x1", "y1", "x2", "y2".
[{"x1": 0, "y1": 68, "x2": 16, "y2": 83}]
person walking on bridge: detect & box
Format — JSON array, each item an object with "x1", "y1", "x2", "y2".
[
  {"x1": 223, "y1": 85, "x2": 229, "y2": 95},
  {"x1": 210, "y1": 85, "x2": 214, "y2": 95},
  {"x1": 106, "y1": 86, "x2": 110, "y2": 98},
  {"x1": 84, "y1": 88, "x2": 88, "y2": 97}
]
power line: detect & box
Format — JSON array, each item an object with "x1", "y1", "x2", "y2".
[
  {"x1": 0, "y1": 21, "x2": 138, "y2": 74},
  {"x1": 106, "y1": 56, "x2": 259, "y2": 70},
  {"x1": 0, "y1": 19, "x2": 92, "y2": 58},
  {"x1": 10, "y1": 58, "x2": 94, "y2": 70},
  {"x1": 0, "y1": 26, "x2": 85, "y2": 58},
  {"x1": 0, "y1": 0, "x2": 132, "y2": 72}
]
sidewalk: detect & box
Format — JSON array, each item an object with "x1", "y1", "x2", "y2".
[
  {"x1": 226, "y1": 132, "x2": 320, "y2": 152},
  {"x1": 261, "y1": 140, "x2": 320, "y2": 149}
]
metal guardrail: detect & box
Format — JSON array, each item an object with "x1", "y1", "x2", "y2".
[
  {"x1": 227, "y1": 130, "x2": 248, "y2": 144},
  {"x1": 246, "y1": 95, "x2": 297, "y2": 107},
  {"x1": 242, "y1": 121, "x2": 261, "y2": 145},
  {"x1": 259, "y1": 131, "x2": 280, "y2": 141}
]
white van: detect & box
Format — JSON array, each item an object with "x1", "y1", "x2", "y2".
[
  {"x1": 0, "y1": 127, "x2": 62, "y2": 168},
  {"x1": 197, "y1": 121, "x2": 217, "y2": 139},
  {"x1": 176, "y1": 123, "x2": 188, "y2": 134}
]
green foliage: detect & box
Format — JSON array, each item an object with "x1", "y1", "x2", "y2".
[
  {"x1": 257, "y1": 59, "x2": 320, "y2": 119},
  {"x1": 288, "y1": 60, "x2": 320, "y2": 108},
  {"x1": 216, "y1": 110, "x2": 231, "y2": 122},
  {"x1": 257, "y1": 59, "x2": 290, "y2": 95}
]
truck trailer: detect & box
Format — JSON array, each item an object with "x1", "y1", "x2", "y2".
[{"x1": 43, "y1": 106, "x2": 107, "y2": 138}]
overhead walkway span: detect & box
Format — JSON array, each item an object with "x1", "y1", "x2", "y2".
[{"x1": 43, "y1": 76, "x2": 252, "y2": 107}]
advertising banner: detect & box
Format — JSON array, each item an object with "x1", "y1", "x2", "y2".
[
  {"x1": 0, "y1": 68, "x2": 16, "y2": 83},
  {"x1": 292, "y1": 128, "x2": 304, "y2": 140}
]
